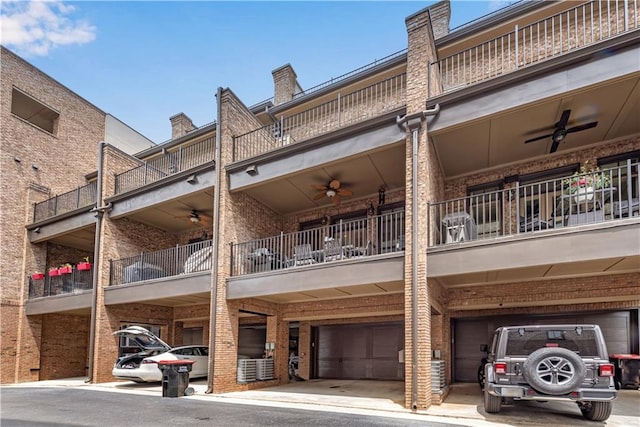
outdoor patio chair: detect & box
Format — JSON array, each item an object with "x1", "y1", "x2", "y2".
[
  {"x1": 293, "y1": 244, "x2": 316, "y2": 266},
  {"x1": 324, "y1": 239, "x2": 345, "y2": 262}
]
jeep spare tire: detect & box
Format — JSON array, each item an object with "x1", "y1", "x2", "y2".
[{"x1": 522, "y1": 347, "x2": 586, "y2": 395}]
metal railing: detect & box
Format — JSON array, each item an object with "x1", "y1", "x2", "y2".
[
  {"x1": 233, "y1": 73, "x2": 407, "y2": 161},
  {"x1": 230, "y1": 211, "x2": 405, "y2": 277},
  {"x1": 28, "y1": 267, "x2": 93, "y2": 298},
  {"x1": 428, "y1": 161, "x2": 639, "y2": 247},
  {"x1": 33, "y1": 181, "x2": 97, "y2": 223},
  {"x1": 110, "y1": 240, "x2": 213, "y2": 286},
  {"x1": 429, "y1": 0, "x2": 639, "y2": 98},
  {"x1": 114, "y1": 137, "x2": 215, "y2": 195}
]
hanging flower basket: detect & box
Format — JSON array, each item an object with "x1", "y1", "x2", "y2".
[
  {"x1": 31, "y1": 273, "x2": 45, "y2": 280},
  {"x1": 77, "y1": 262, "x2": 92, "y2": 271},
  {"x1": 58, "y1": 266, "x2": 73, "y2": 275},
  {"x1": 48, "y1": 269, "x2": 60, "y2": 277}
]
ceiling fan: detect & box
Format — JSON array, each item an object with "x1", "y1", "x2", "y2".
[
  {"x1": 176, "y1": 209, "x2": 211, "y2": 227},
  {"x1": 312, "y1": 179, "x2": 353, "y2": 205},
  {"x1": 524, "y1": 109, "x2": 598, "y2": 153}
]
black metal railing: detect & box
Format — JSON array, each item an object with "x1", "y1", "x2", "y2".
[
  {"x1": 28, "y1": 267, "x2": 93, "y2": 298},
  {"x1": 428, "y1": 161, "x2": 639, "y2": 247},
  {"x1": 230, "y1": 211, "x2": 405, "y2": 276},
  {"x1": 33, "y1": 181, "x2": 97, "y2": 223},
  {"x1": 233, "y1": 73, "x2": 407, "y2": 161},
  {"x1": 110, "y1": 240, "x2": 213, "y2": 286},
  {"x1": 429, "y1": 0, "x2": 639, "y2": 98},
  {"x1": 114, "y1": 137, "x2": 215, "y2": 195}
]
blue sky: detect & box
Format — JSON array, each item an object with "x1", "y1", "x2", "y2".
[{"x1": 1, "y1": 1, "x2": 515, "y2": 144}]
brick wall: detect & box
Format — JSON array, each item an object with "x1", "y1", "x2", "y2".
[{"x1": 39, "y1": 314, "x2": 90, "y2": 380}]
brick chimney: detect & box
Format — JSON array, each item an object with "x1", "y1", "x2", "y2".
[
  {"x1": 427, "y1": 0, "x2": 451, "y2": 40},
  {"x1": 169, "y1": 112, "x2": 196, "y2": 139},
  {"x1": 272, "y1": 64, "x2": 299, "y2": 106}
]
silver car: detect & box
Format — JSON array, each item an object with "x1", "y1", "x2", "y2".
[{"x1": 112, "y1": 326, "x2": 208, "y2": 383}]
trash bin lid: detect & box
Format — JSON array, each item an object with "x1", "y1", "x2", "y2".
[
  {"x1": 157, "y1": 359, "x2": 195, "y2": 365},
  {"x1": 609, "y1": 354, "x2": 640, "y2": 359}
]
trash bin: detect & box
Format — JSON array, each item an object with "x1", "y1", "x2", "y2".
[
  {"x1": 609, "y1": 354, "x2": 640, "y2": 390},
  {"x1": 157, "y1": 360, "x2": 195, "y2": 397}
]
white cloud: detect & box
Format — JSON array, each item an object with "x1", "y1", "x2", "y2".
[{"x1": 0, "y1": 1, "x2": 96, "y2": 56}]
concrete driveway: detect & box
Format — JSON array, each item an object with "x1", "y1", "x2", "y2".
[{"x1": 6, "y1": 378, "x2": 638, "y2": 426}]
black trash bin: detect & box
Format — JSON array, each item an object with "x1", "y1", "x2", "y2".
[
  {"x1": 157, "y1": 360, "x2": 195, "y2": 397},
  {"x1": 609, "y1": 354, "x2": 640, "y2": 390}
]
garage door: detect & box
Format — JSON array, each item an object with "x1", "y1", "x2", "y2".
[
  {"x1": 453, "y1": 311, "x2": 632, "y2": 382},
  {"x1": 314, "y1": 322, "x2": 404, "y2": 380}
]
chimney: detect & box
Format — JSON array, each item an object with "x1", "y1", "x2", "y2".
[
  {"x1": 272, "y1": 64, "x2": 299, "y2": 106},
  {"x1": 428, "y1": 1, "x2": 451, "y2": 40},
  {"x1": 169, "y1": 113, "x2": 196, "y2": 140}
]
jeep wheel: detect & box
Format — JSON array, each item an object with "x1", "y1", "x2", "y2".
[
  {"x1": 483, "y1": 389, "x2": 502, "y2": 413},
  {"x1": 522, "y1": 347, "x2": 586, "y2": 395},
  {"x1": 578, "y1": 401, "x2": 612, "y2": 421}
]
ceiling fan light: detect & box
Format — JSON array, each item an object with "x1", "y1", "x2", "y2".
[
  {"x1": 326, "y1": 189, "x2": 337, "y2": 198},
  {"x1": 189, "y1": 214, "x2": 200, "y2": 223}
]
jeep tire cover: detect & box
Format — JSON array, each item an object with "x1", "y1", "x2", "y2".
[{"x1": 522, "y1": 347, "x2": 586, "y2": 395}]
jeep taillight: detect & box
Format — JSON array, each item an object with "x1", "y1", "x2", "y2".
[
  {"x1": 599, "y1": 363, "x2": 614, "y2": 377},
  {"x1": 494, "y1": 362, "x2": 507, "y2": 374}
]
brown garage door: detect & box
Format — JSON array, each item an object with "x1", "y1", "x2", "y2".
[
  {"x1": 453, "y1": 311, "x2": 633, "y2": 382},
  {"x1": 314, "y1": 322, "x2": 404, "y2": 380}
]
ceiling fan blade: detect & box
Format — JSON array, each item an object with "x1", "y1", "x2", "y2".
[
  {"x1": 555, "y1": 109, "x2": 571, "y2": 129},
  {"x1": 331, "y1": 195, "x2": 341, "y2": 205},
  {"x1": 565, "y1": 121, "x2": 598, "y2": 134},
  {"x1": 549, "y1": 138, "x2": 561, "y2": 154},
  {"x1": 312, "y1": 184, "x2": 328, "y2": 191},
  {"x1": 524, "y1": 133, "x2": 553, "y2": 144},
  {"x1": 313, "y1": 192, "x2": 326, "y2": 201},
  {"x1": 329, "y1": 179, "x2": 341, "y2": 190},
  {"x1": 337, "y1": 188, "x2": 353, "y2": 196}
]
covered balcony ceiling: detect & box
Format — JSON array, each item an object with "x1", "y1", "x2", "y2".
[
  {"x1": 429, "y1": 72, "x2": 640, "y2": 179},
  {"x1": 241, "y1": 143, "x2": 407, "y2": 215}
]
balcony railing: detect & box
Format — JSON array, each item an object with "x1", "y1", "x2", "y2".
[
  {"x1": 429, "y1": 0, "x2": 639, "y2": 98},
  {"x1": 114, "y1": 137, "x2": 215, "y2": 195},
  {"x1": 110, "y1": 240, "x2": 212, "y2": 286},
  {"x1": 28, "y1": 267, "x2": 93, "y2": 299},
  {"x1": 230, "y1": 211, "x2": 405, "y2": 277},
  {"x1": 33, "y1": 181, "x2": 97, "y2": 223},
  {"x1": 233, "y1": 73, "x2": 407, "y2": 162},
  {"x1": 428, "y1": 161, "x2": 639, "y2": 247}
]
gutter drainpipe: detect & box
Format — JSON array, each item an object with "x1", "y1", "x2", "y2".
[
  {"x1": 86, "y1": 141, "x2": 106, "y2": 383},
  {"x1": 396, "y1": 103, "x2": 440, "y2": 410},
  {"x1": 206, "y1": 88, "x2": 223, "y2": 394}
]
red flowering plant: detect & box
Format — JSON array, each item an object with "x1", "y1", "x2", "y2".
[{"x1": 564, "y1": 162, "x2": 611, "y2": 195}]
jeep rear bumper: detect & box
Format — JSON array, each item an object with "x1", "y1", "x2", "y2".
[{"x1": 486, "y1": 383, "x2": 617, "y2": 401}]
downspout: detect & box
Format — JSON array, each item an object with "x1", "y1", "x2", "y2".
[
  {"x1": 206, "y1": 87, "x2": 223, "y2": 394},
  {"x1": 86, "y1": 141, "x2": 106, "y2": 383},
  {"x1": 396, "y1": 103, "x2": 440, "y2": 410}
]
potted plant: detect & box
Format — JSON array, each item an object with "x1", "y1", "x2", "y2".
[
  {"x1": 58, "y1": 263, "x2": 73, "y2": 275},
  {"x1": 563, "y1": 162, "x2": 611, "y2": 204},
  {"x1": 77, "y1": 257, "x2": 92, "y2": 271},
  {"x1": 31, "y1": 272, "x2": 45, "y2": 280}
]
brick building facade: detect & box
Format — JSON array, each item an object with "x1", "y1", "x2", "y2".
[{"x1": 1, "y1": 1, "x2": 639, "y2": 411}]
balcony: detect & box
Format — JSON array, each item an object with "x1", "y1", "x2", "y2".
[
  {"x1": 32, "y1": 181, "x2": 97, "y2": 223},
  {"x1": 428, "y1": 162, "x2": 639, "y2": 247},
  {"x1": 105, "y1": 240, "x2": 213, "y2": 306},
  {"x1": 28, "y1": 266, "x2": 93, "y2": 299},
  {"x1": 429, "y1": 0, "x2": 639, "y2": 98},
  {"x1": 230, "y1": 211, "x2": 405, "y2": 277},
  {"x1": 233, "y1": 73, "x2": 407, "y2": 162},
  {"x1": 114, "y1": 137, "x2": 215, "y2": 196}
]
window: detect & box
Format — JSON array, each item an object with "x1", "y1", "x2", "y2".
[
  {"x1": 11, "y1": 88, "x2": 59, "y2": 134},
  {"x1": 468, "y1": 181, "x2": 502, "y2": 237}
]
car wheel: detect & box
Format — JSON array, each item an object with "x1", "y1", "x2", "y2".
[
  {"x1": 483, "y1": 388, "x2": 502, "y2": 413},
  {"x1": 578, "y1": 401, "x2": 612, "y2": 421},
  {"x1": 522, "y1": 347, "x2": 586, "y2": 395}
]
